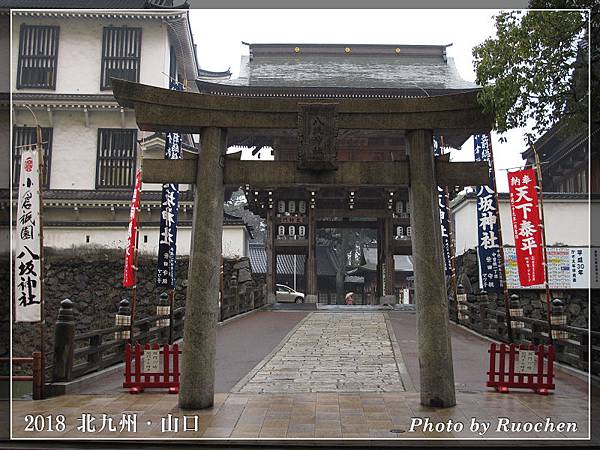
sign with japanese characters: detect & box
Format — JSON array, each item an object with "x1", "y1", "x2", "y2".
[
  {"x1": 515, "y1": 349, "x2": 537, "y2": 374},
  {"x1": 143, "y1": 349, "x2": 161, "y2": 373},
  {"x1": 15, "y1": 149, "x2": 42, "y2": 322},
  {"x1": 474, "y1": 134, "x2": 502, "y2": 292},
  {"x1": 156, "y1": 80, "x2": 183, "y2": 288},
  {"x1": 504, "y1": 247, "x2": 589, "y2": 289},
  {"x1": 433, "y1": 136, "x2": 452, "y2": 276},
  {"x1": 123, "y1": 169, "x2": 142, "y2": 288},
  {"x1": 507, "y1": 168, "x2": 544, "y2": 286}
]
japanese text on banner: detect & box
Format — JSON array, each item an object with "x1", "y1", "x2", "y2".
[
  {"x1": 123, "y1": 169, "x2": 142, "y2": 288},
  {"x1": 156, "y1": 80, "x2": 183, "y2": 288},
  {"x1": 15, "y1": 149, "x2": 42, "y2": 322},
  {"x1": 507, "y1": 168, "x2": 545, "y2": 286},
  {"x1": 433, "y1": 136, "x2": 452, "y2": 275},
  {"x1": 474, "y1": 133, "x2": 502, "y2": 292}
]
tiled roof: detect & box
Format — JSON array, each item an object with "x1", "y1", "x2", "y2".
[
  {"x1": 0, "y1": 189, "x2": 194, "y2": 202},
  {"x1": 249, "y1": 243, "x2": 338, "y2": 277},
  {"x1": 216, "y1": 43, "x2": 477, "y2": 94}
]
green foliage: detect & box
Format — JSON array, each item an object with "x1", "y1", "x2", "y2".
[{"x1": 473, "y1": 6, "x2": 594, "y2": 139}]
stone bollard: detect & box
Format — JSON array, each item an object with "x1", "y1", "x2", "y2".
[
  {"x1": 456, "y1": 284, "x2": 468, "y2": 322},
  {"x1": 509, "y1": 293, "x2": 524, "y2": 332},
  {"x1": 114, "y1": 299, "x2": 131, "y2": 341},
  {"x1": 551, "y1": 298, "x2": 569, "y2": 340},
  {"x1": 52, "y1": 299, "x2": 75, "y2": 382}
]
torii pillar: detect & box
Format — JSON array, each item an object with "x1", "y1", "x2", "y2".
[
  {"x1": 179, "y1": 127, "x2": 226, "y2": 409},
  {"x1": 407, "y1": 129, "x2": 456, "y2": 408}
]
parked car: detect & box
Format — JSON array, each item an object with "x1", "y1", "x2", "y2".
[{"x1": 275, "y1": 284, "x2": 305, "y2": 303}]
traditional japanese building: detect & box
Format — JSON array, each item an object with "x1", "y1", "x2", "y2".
[
  {"x1": 0, "y1": 1, "x2": 253, "y2": 257},
  {"x1": 522, "y1": 122, "x2": 591, "y2": 193},
  {"x1": 214, "y1": 42, "x2": 479, "y2": 304}
]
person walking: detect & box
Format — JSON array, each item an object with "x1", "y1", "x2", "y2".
[{"x1": 345, "y1": 292, "x2": 354, "y2": 305}]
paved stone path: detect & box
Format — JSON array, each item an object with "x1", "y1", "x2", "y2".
[
  {"x1": 8, "y1": 309, "x2": 594, "y2": 440},
  {"x1": 234, "y1": 312, "x2": 407, "y2": 393}
]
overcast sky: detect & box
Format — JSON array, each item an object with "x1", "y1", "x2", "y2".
[{"x1": 189, "y1": 9, "x2": 529, "y2": 192}]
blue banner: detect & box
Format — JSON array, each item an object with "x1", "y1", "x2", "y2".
[
  {"x1": 474, "y1": 133, "x2": 502, "y2": 292},
  {"x1": 156, "y1": 80, "x2": 183, "y2": 288},
  {"x1": 433, "y1": 136, "x2": 453, "y2": 276}
]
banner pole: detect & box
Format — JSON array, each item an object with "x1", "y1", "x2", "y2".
[
  {"x1": 168, "y1": 289, "x2": 174, "y2": 344},
  {"x1": 130, "y1": 215, "x2": 140, "y2": 345},
  {"x1": 487, "y1": 135, "x2": 514, "y2": 343},
  {"x1": 440, "y1": 136, "x2": 458, "y2": 312},
  {"x1": 35, "y1": 126, "x2": 46, "y2": 398},
  {"x1": 530, "y1": 139, "x2": 554, "y2": 346}
]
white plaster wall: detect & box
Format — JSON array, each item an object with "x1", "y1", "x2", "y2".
[
  {"x1": 13, "y1": 109, "x2": 141, "y2": 190},
  {"x1": 6, "y1": 226, "x2": 249, "y2": 257},
  {"x1": 222, "y1": 226, "x2": 248, "y2": 258},
  {"x1": 11, "y1": 16, "x2": 170, "y2": 93},
  {"x1": 453, "y1": 197, "x2": 590, "y2": 254}
]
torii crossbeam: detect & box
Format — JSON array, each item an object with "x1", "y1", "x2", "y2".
[{"x1": 112, "y1": 78, "x2": 493, "y2": 410}]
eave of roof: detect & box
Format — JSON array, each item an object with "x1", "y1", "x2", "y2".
[{"x1": 450, "y1": 191, "x2": 592, "y2": 210}]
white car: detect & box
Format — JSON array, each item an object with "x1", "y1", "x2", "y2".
[{"x1": 275, "y1": 284, "x2": 305, "y2": 303}]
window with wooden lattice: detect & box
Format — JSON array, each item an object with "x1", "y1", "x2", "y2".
[
  {"x1": 95, "y1": 129, "x2": 138, "y2": 188},
  {"x1": 17, "y1": 25, "x2": 60, "y2": 89},
  {"x1": 101, "y1": 26, "x2": 142, "y2": 90}
]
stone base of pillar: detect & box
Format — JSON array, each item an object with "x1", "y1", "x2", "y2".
[
  {"x1": 380, "y1": 295, "x2": 396, "y2": 305},
  {"x1": 267, "y1": 293, "x2": 277, "y2": 304},
  {"x1": 305, "y1": 294, "x2": 318, "y2": 304}
]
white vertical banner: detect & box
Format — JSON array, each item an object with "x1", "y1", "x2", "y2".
[{"x1": 14, "y1": 149, "x2": 42, "y2": 322}]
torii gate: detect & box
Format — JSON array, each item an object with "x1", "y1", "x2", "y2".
[{"x1": 112, "y1": 78, "x2": 492, "y2": 410}]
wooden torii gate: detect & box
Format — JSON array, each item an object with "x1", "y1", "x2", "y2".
[{"x1": 112, "y1": 78, "x2": 492, "y2": 410}]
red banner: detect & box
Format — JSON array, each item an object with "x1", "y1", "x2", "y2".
[
  {"x1": 507, "y1": 168, "x2": 545, "y2": 286},
  {"x1": 123, "y1": 169, "x2": 142, "y2": 287}
]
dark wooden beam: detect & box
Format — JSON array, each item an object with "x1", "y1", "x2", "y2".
[
  {"x1": 317, "y1": 220, "x2": 379, "y2": 229},
  {"x1": 142, "y1": 158, "x2": 489, "y2": 187}
]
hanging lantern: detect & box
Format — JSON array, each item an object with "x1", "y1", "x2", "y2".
[
  {"x1": 298, "y1": 200, "x2": 306, "y2": 214},
  {"x1": 299, "y1": 225, "x2": 306, "y2": 237},
  {"x1": 288, "y1": 225, "x2": 296, "y2": 237},
  {"x1": 277, "y1": 200, "x2": 286, "y2": 213},
  {"x1": 288, "y1": 200, "x2": 296, "y2": 213},
  {"x1": 277, "y1": 225, "x2": 285, "y2": 238},
  {"x1": 396, "y1": 226, "x2": 403, "y2": 238},
  {"x1": 396, "y1": 201, "x2": 403, "y2": 214}
]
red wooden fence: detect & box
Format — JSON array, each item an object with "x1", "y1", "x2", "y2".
[
  {"x1": 0, "y1": 352, "x2": 44, "y2": 399},
  {"x1": 487, "y1": 343, "x2": 555, "y2": 394},
  {"x1": 123, "y1": 343, "x2": 180, "y2": 394}
]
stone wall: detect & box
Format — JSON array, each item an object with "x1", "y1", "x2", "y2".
[
  {"x1": 5, "y1": 248, "x2": 265, "y2": 363},
  {"x1": 454, "y1": 249, "x2": 593, "y2": 329},
  {"x1": 7, "y1": 248, "x2": 191, "y2": 359}
]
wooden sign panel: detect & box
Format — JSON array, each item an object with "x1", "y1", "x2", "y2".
[{"x1": 297, "y1": 103, "x2": 338, "y2": 171}]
